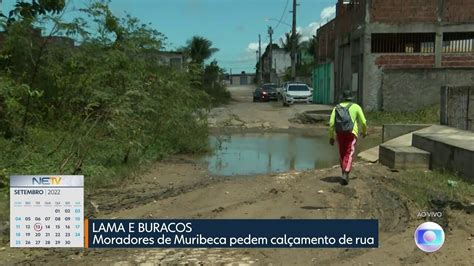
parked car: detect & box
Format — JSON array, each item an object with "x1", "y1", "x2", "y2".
[
  {"x1": 281, "y1": 83, "x2": 313, "y2": 106},
  {"x1": 253, "y1": 83, "x2": 278, "y2": 102}
]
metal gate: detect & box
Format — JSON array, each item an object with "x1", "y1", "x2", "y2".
[
  {"x1": 441, "y1": 86, "x2": 473, "y2": 131},
  {"x1": 312, "y1": 62, "x2": 334, "y2": 104}
]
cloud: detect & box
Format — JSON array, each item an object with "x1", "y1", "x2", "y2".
[
  {"x1": 297, "y1": 22, "x2": 321, "y2": 42},
  {"x1": 246, "y1": 42, "x2": 268, "y2": 53},
  {"x1": 237, "y1": 4, "x2": 336, "y2": 69},
  {"x1": 297, "y1": 5, "x2": 336, "y2": 41},
  {"x1": 320, "y1": 6, "x2": 336, "y2": 22}
]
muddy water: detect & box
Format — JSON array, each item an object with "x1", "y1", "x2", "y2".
[{"x1": 203, "y1": 133, "x2": 380, "y2": 176}]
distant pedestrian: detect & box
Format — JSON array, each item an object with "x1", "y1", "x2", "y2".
[{"x1": 328, "y1": 90, "x2": 367, "y2": 185}]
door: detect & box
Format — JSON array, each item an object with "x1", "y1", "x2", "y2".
[
  {"x1": 448, "y1": 87, "x2": 469, "y2": 130},
  {"x1": 312, "y1": 62, "x2": 334, "y2": 104}
]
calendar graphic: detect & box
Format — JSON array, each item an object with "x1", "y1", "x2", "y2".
[{"x1": 10, "y1": 175, "x2": 84, "y2": 248}]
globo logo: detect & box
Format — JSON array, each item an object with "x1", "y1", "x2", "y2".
[{"x1": 414, "y1": 222, "x2": 445, "y2": 252}]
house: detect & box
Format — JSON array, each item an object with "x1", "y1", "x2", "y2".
[
  {"x1": 142, "y1": 50, "x2": 186, "y2": 70},
  {"x1": 261, "y1": 45, "x2": 291, "y2": 85},
  {"x1": 156, "y1": 51, "x2": 186, "y2": 70},
  {"x1": 228, "y1": 72, "x2": 256, "y2": 85},
  {"x1": 314, "y1": 0, "x2": 474, "y2": 111}
]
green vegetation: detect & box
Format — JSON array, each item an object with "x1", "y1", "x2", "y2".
[
  {"x1": 366, "y1": 104, "x2": 440, "y2": 126},
  {"x1": 185, "y1": 36, "x2": 219, "y2": 65},
  {"x1": 0, "y1": 1, "x2": 229, "y2": 193},
  {"x1": 393, "y1": 170, "x2": 474, "y2": 208},
  {"x1": 280, "y1": 32, "x2": 303, "y2": 52}
]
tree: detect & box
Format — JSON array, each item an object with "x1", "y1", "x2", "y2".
[
  {"x1": 1, "y1": 0, "x2": 66, "y2": 25},
  {"x1": 307, "y1": 35, "x2": 317, "y2": 57},
  {"x1": 0, "y1": 0, "x2": 212, "y2": 179},
  {"x1": 280, "y1": 32, "x2": 303, "y2": 53},
  {"x1": 185, "y1": 36, "x2": 219, "y2": 65}
]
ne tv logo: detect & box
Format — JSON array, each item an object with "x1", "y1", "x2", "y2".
[{"x1": 32, "y1": 176, "x2": 62, "y2": 185}]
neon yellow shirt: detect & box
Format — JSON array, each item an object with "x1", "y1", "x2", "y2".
[{"x1": 329, "y1": 101, "x2": 367, "y2": 139}]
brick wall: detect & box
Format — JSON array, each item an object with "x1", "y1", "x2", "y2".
[
  {"x1": 443, "y1": 0, "x2": 474, "y2": 22},
  {"x1": 315, "y1": 19, "x2": 336, "y2": 63},
  {"x1": 371, "y1": 0, "x2": 438, "y2": 23},
  {"x1": 442, "y1": 54, "x2": 474, "y2": 67},
  {"x1": 371, "y1": 0, "x2": 474, "y2": 24},
  {"x1": 336, "y1": 0, "x2": 366, "y2": 38},
  {"x1": 375, "y1": 54, "x2": 436, "y2": 69}
]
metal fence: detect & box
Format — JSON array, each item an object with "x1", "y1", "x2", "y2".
[
  {"x1": 371, "y1": 33, "x2": 436, "y2": 53},
  {"x1": 442, "y1": 32, "x2": 474, "y2": 53}
]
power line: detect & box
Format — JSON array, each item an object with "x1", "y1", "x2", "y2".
[{"x1": 274, "y1": 0, "x2": 290, "y2": 30}]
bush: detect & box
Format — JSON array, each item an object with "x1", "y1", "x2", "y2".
[{"x1": 0, "y1": 1, "x2": 215, "y2": 191}]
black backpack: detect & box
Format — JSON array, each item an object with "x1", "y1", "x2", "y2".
[{"x1": 335, "y1": 103, "x2": 354, "y2": 133}]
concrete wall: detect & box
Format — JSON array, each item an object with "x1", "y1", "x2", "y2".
[
  {"x1": 381, "y1": 68, "x2": 474, "y2": 111},
  {"x1": 413, "y1": 129, "x2": 474, "y2": 182},
  {"x1": 272, "y1": 50, "x2": 291, "y2": 76},
  {"x1": 362, "y1": 53, "x2": 383, "y2": 111},
  {"x1": 382, "y1": 124, "x2": 430, "y2": 142}
]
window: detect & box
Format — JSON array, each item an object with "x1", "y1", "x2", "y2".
[
  {"x1": 288, "y1": 85, "x2": 309, "y2": 92},
  {"x1": 371, "y1": 33, "x2": 435, "y2": 53},
  {"x1": 443, "y1": 32, "x2": 474, "y2": 53}
]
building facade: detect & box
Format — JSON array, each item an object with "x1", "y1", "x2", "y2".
[
  {"x1": 228, "y1": 72, "x2": 256, "y2": 86},
  {"x1": 155, "y1": 52, "x2": 186, "y2": 70},
  {"x1": 261, "y1": 46, "x2": 291, "y2": 85},
  {"x1": 315, "y1": 0, "x2": 474, "y2": 111}
]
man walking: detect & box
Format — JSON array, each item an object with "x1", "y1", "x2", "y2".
[{"x1": 329, "y1": 90, "x2": 367, "y2": 185}]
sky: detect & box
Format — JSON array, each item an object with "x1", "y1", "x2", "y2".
[{"x1": 1, "y1": 0, "x2": 337, "y2": 73}]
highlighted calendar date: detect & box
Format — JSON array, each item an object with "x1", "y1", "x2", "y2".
[{"x1": 10, "y1": 175, "x2": 84, "y2": 248}]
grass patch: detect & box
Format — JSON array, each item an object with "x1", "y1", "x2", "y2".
[
  {"x1": 366, "y1": 104, "x2": 440, "y2": 126},
  {"x1": 393, "y1": 169, "x2": 474, "y2": 208}
]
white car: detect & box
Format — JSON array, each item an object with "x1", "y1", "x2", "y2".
[{"x1": 282, "y1": 83, "x2": 313, "y2": 106}]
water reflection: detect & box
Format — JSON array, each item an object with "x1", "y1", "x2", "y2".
[{"x1": 203, "y1": 133, "x2": 341, "y2": 176}]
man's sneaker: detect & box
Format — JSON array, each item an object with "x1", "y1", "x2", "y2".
[{"x1": 341, "y1": 172, "x2": 349, "y2": 186}]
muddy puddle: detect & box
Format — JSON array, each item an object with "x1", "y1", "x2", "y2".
[{"x1": 202, "y1": 133, "x2": 380, "y2": 176}]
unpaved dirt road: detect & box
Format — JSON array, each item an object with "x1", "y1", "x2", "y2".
[
  {"x1": 1, "y1": 85, "x2": 473, "y2": 265},
  {"x1": 208, "y1": 85, "x2": 333, "y2": 131}
]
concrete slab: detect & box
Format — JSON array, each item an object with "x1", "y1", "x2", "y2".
[
  {"x1": 379, "y1": 144, "x2": 430, "y2": 170},
  {"x1": 412, "y1": 125, "x2": 474, "y2": 181},
  {"x1": 358, "y1": 125, "x2": 441, "y2": 163},
  {"x1": 358, "y1": 127, "x2": 420, "y2": 162},
  {"x1": 357, "y1": 146, "x2": 379, "y2": 163}
]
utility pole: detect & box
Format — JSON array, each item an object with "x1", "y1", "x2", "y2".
[
  {"x1": 268, "y1": 26, "x2": 274, "y2": 83},
  {"x1": 258, "y1": 34, "x2": 263, "y2": 84},
  {"x1": 291, "y1": 0, "x2": 298, "y2": 79}
]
